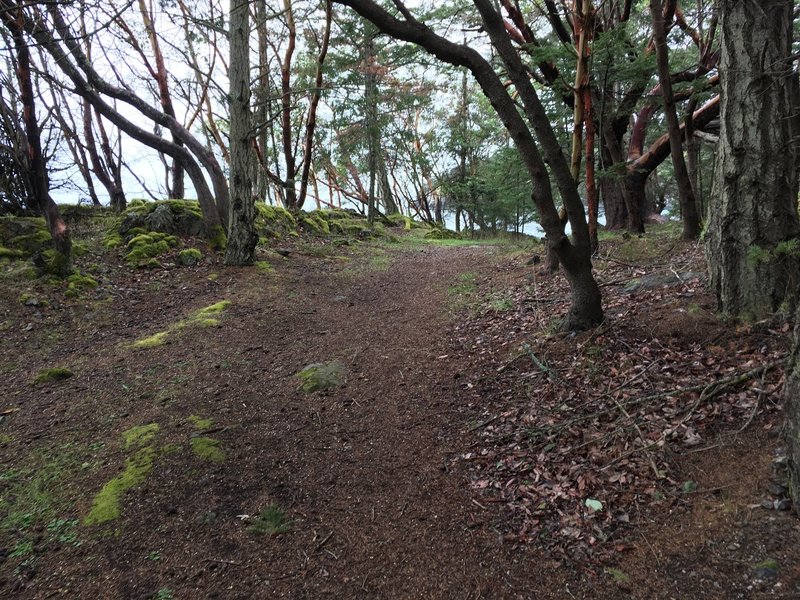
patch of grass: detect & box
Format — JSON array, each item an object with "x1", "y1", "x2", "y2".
[
  {"x1": 447, "y1": 272, "x2": 478, "y2": 309},
  {"x1": 487, "y1": 291, "x2": 515, "y2": 312},
  {"x1": 254, "y1": 260, "x2": 274, "y2": 273},
  {"x1": 190, "y1": 437, "x2": 226, "y2": 462},
  {"x1": 248, "y1": 503, "x2": 291, "y2": 536},
  {"x1": 0, "y1": 444, "x2": 86, "y2": 562},
  {"x1": 33, "y1": 367, "x2": 74, "y2": 384}
]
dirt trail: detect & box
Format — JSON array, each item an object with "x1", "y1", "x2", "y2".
[{"x1": 3, "y1": 244, "x2": 571, "y2": 599}]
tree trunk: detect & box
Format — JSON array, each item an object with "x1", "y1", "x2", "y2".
[
  {"x1": 365, "y1": 28, "x2": 378, "y2": 225},
  {"x1": 705, "y1": 0, "x2": 799, "y2": 317},
  {"x1": 2, "y1": 0, "x2": 71, "y2": 274},
  {"x1": 224, "y1": 0, "x2": 258, "y2": 265},
  {"x1": 650, "y1": 0, "x2": 701, "y2": 240},
  {"x1": 280, "y1": 0, "x2": 298, "y2": 210},
  {"x1": 786, "y1": 304, "x2": 800, "y2": 514}
]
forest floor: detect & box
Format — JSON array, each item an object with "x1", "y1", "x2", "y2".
[{"x1": 2, "y1": 217, "x2": 800, "y2": 599}]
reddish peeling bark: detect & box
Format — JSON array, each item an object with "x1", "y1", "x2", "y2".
[{"x1": 1, "y1": 0, "x2": 71, "y2": 271}]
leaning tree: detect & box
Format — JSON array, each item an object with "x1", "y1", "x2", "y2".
[{"x1": 332, "y1": 0, "x2": 602, "y2": 330}]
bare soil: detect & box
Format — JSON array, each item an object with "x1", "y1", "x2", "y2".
[{"x1": 1, "y1": 230, "x2": 799, "y2": 599}]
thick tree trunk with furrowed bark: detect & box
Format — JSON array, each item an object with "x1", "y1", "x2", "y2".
[{"x1": 705, "y1": 0, "x2": 799, "y2": 318}]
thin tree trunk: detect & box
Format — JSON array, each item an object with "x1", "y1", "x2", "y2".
[
  {"x1": 584, "y1": 86, "x2": 599, "y2": 253},
  {"x1": 650, "y1": 0, "x2": 700, "y2": 239},
  {"x1": 280, "y1": 0, "x2": 298, "y2": 209},
  {"x1": 138, "y1": 0, "x2": 184, "y2": 198},
  {"x1": 225, "y1": 0, "x2": 258, "y2": 265}
]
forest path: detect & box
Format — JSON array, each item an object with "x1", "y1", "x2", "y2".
[
  {"x1": 210, "y1": 243, "x2": 554, "y2": 598},
  {"x1": 2, "y1": 242, "x2": 565, "y2": 599}
]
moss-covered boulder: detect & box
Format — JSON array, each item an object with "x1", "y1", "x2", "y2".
[
  {"x1": 119, "y1": 200, "x2": 206, "y2": 238},
  {"x1": 299, "y1": 211, "x2": 331, "y2": 235},
  {"x1": 177, "y1": 248, "x2": 203, "y2": 266},
  {"x1": 0, "y1": 216, "x2": 52, "y2": 258},
  {"x1": 424, "y1": 227, "x2": 461, "y2": 240},
  {"x1": 255, "y1": 204, "x2": 298, "y2": 240}
]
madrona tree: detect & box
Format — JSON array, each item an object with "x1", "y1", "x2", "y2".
[{"x1": 332, "y1": 0, "x2": 602, "y2": 330}]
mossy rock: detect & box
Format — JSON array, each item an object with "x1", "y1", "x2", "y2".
[
  {"x1": 255, "y1": 204, "x2": 298, "y2": 240},
  {"x1": 18, "y1": 292, "x2": 48, "y2": 307},
  {"x1": 177, "y1": 248, "x2": 203, "y2": 266},
  {"x1": 0, "y1": 246, "x2": 24, "y2": 259},
  {"x1": 34, "y1": 367, "x2": 74, "y2": 384},
  {"x1": 11, "y1": 230, "x2": 55, "y2": 254},
  {"x1": 385, "y1": 213, "x2": 422, "y2": 230},
  {"x1": 0, "y1": 216, "x2": 50, "y2": 255},
  {"x1": 299, "y1": 212, "x2": 331, "y2": 235},
  {"x1": 119, "y1": 199, "x2": 206, "y2": 238},
  {"x1": 297, "y1": 361, "x2": 345, "y2": 393}
]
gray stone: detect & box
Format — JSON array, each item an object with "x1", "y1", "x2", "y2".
[{"x1": 145, "y1": 204, "x2": 176, "y2": 233}]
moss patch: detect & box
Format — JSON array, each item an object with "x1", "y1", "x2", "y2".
[
  {"x1": 128, "y1": 300, "x2": 230, "y2": 350},
  {"x1": 187, "y1": 415, "x2": 213, "y2": 430},
  {"x1": 34, "y1": 367, "x2": 74, "y2": 384},
  {"x1": 122, "y1": 423, "x2": 160, "y2": 449},
  {"x1": 254, "y1": 260, "x2": 274, "y2": 273},
  {"x1": 130, "y1": 331, "x2": 169, "y2": 349},
  {"x1": 0, "y1": 246, "x2": 24, "y2": 259},
  {"x1": 297, "y1": 361, "x2": 345, "y2": 393},
  {"x1": 85, "y1": 424, "x2": 160, "y2": 525},
  {"x1": 208, "y1": 225, "x2": 227, "y2": 252},
  {"x1": 65, "y1": 273, "x2": 99, "y2": 298},
  {"x1": 248, "y1": 503, "x2": 291, "y2": 536},
  {"x1": 194, "y1": 300, "x2": 230, "y2": 317},
  {"x1": 125, "y1": 232, "x2": 178, "y2": 267},
  {"x1": 84, "y1": 446, "x2": 156, "y2": 525},
  {"x1": 191, "y1": 437, "x2": 226, "y2": 462}
]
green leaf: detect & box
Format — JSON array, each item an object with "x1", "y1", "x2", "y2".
[{"x1": 585, "y1": 498, "x2": 603, "y2": 512}]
